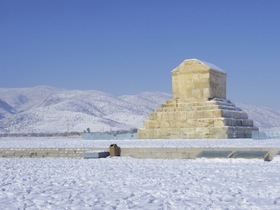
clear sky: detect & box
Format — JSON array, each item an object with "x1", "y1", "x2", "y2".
[{"x1": 1, "y1": 0, "x2": 280, "y2": 109}]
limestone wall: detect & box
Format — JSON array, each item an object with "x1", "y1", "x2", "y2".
[
  {"x1": 172, "y1": 59, "x2": 226, "y2": 101},
  {"x1": 210, "y1": 71, "x2": 226, "y2": 99}
]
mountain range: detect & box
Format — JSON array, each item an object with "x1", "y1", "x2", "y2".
[{"x1": 0, "y1": 86, "x2": 279, "y2": 134}]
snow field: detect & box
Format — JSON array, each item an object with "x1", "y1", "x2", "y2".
[
  {"x1": 1, "y1": 157, "x2": 280, "y2": 209},
  {"x1": 0, "y1": 137, "x2": 280, "y2": 149}
]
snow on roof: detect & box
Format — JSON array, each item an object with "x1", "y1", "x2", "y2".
[
  {"x1": 173, "y1": 58, "x2": 226, "y2": 74},
  {"x1": 195, "y1": 59, "x2": 226, "y2": 74}
]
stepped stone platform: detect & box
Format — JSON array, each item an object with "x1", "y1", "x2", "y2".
[
  {"x1": 139, "y1": 98, "x2": 257, "y2": 139},
  {"x1": 138, "y1": 59, "x2": 258, "y2": 139}
]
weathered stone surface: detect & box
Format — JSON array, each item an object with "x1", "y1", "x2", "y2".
[
  {"x1": 138, "y1": 59, "x2": 258, "y2": 139},
  {"x1": 172, "y1": 59, "x2": 226, "y2": 101}
]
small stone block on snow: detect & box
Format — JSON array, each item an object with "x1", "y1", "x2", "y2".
[
  {"x1": 230, "y1": 151, "x2": 268, "y2": 159},
  {"x1": 84, "y1": 151, "x2": 109, "y2": 159},
  {"x1": 198, "y1": 150, "x2": 233, "y2": 158}
]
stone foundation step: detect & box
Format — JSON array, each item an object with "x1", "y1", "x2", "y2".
[
  {"x1": 158, "y1": 104, "x2": 241, "y2": 112},
  {"x1": 149, "y1": 110, "x2": 249, "y2": 121},
  {"x1": 138, "y1": 126, "x2": 258, "y2": 139},
  {"x1": 144, "y1": 118, "x2": 254, "y2": 129},
  {"x1": 163, "y1": 99, "x2": 237, "y2": 108},
  {"x1": 161, "y1": 103, "x2": 238, "y2": 110}
]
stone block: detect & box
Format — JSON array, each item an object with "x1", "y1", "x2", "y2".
[
  {"x1": 149, "y1": 113, "x2": 157, "y2": 120},
  {"x1": 231, "y1": 151, "x2": 269, "y2": 159},
  {"x1": 171, "y1": 152, "x2": 183, "y2": 159},
  {"x1": 213, "y1": 110, "x2": 223, "y2": 118},
  {"x1": 198, "y1": 150, "x2": 233, "y2": 158}
]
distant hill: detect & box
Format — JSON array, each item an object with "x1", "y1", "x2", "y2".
[{"x1": 0, "y1": 86, "x2": 279, "y2": 134}]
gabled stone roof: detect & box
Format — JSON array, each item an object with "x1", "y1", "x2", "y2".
[{"x1": 172, "y1": 58, "x2": 226, "y2": 74}]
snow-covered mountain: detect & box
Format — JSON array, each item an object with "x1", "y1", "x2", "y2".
[
  {"x1": 0, "y1": 86, "x2": 279, "y2": 134},
  {"x1": 0, "y1": 86, "x2": 170, "y2": 133}
]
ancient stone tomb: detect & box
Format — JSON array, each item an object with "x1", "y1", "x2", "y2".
[{"x1": 138, "y1": 59, "x2": 258, "y2": 139}]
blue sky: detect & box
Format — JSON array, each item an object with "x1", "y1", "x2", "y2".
[{"x1": 1, "y1": 0, "x2": 280, "y2": 109}]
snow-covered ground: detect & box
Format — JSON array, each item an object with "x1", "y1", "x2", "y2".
[
  {"x1": 1, "y1": 157, "x2": 280, "y2": 209},
  {"x1": 0, "y1": 137, "x2": 280, "y2": 148},
  {"x1": 1, "y1": 137, "x2": 280, "y2": 209}
]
